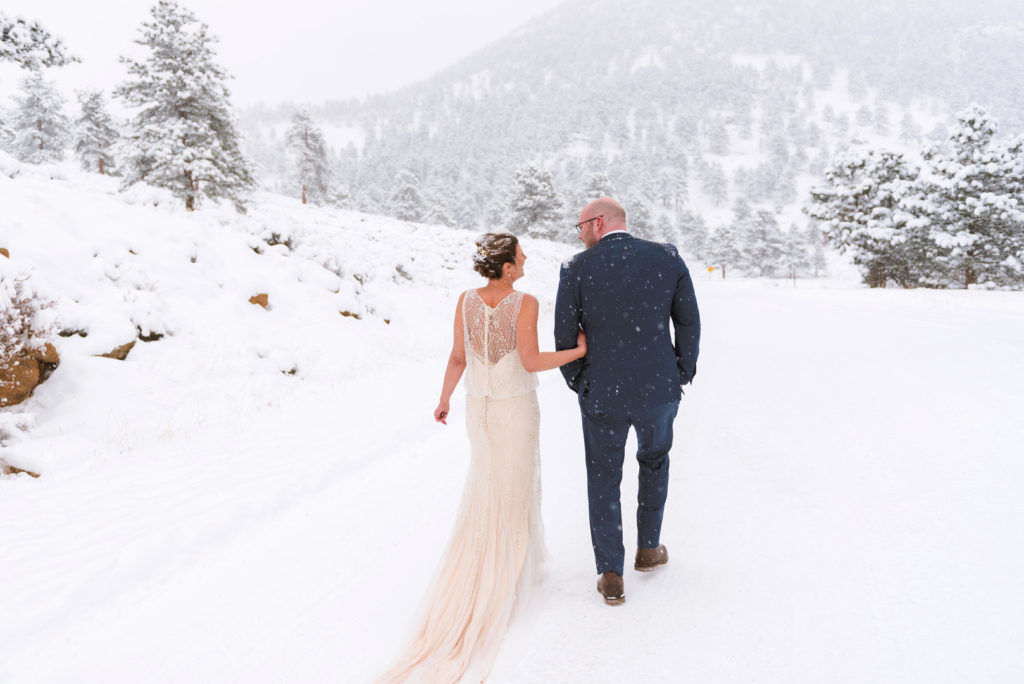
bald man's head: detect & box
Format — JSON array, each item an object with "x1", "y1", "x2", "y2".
[{"x1": 578, "y1": 197, "x2": 627, "y2": 248}]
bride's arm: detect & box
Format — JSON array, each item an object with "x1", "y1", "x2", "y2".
[
  {"x1": 434, "y1": 292, "x2": 467, "y2": 425},
  {"x1": 516, "y1": 294, "x2": 586, "y2": 373}
]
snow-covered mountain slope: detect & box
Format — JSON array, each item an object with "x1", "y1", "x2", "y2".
[{"x1": 2, "y1": 166, "x2": 1023, "y2": 682}]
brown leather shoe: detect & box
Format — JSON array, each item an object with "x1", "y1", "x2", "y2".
[
  {"x1": 634, "y1": 544, "x2": 669, "y2": 572},
  {"x1": 597, "y1": 572, "x2": 625, "y2": 605}
]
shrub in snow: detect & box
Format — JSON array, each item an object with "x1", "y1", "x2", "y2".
[{"x1": 0, "y1": 269, "x2": 56, "y2": 368}]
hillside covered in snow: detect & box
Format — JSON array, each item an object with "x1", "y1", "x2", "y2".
[{"x1": 2, "y1": 163, "x2": 1024, "y2": 682}]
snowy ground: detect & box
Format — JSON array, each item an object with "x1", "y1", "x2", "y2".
[{"x1": 2, "y1": 163, "x2": 1023, "y2": 683}]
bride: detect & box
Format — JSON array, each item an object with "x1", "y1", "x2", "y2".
[{"x1": 376, "y1": 232, "x2": 586, "y2": 683}]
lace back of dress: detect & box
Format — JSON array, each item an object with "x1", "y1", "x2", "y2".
[
  {"x1": 462, "y1": 289, "x2": 537, "y2": 400},
  {"x1": 464, "y1": 289, "x2": 522, "y2": 365}
]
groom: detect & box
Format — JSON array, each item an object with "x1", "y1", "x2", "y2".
[{"x1": 555, "y1": 197, "x2": 700, "y2": 605}]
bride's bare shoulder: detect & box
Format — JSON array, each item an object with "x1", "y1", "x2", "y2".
[{"x1": 519, "y1": 292, "x2": 539, "y2": 310}]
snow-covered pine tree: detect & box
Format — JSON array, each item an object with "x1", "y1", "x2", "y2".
[
  {"x1": 115, "y1": 0, "x2": 256, "y2": 211},
  {"x1": 284, "y1": 109, "x2": 331, "y2": 205},
  {"x1": 0, "y1": 13, "x2": 78, "y2": 68},
  {"x1": 390, "y1": 169, "x2": 425, "y2": 222},
  {"x1": 677, "y1": 209, "x2": 708, "y2": 260},
  {"x1": 581, "y1": 171, "x2": 614, "y2": 202},
  {"x1": 672, "y1": 167, "x2": 689, "y2": 211},
  {"x1": 653, "y1": 214, "x2": 675, "y2": 244},
  {"x1": 425, "y1": 181, "x2": 457, "y2": 227},
  {"x1": 855, "y1": 105, "x2": 873, "y2": 127},
  {"x1": 911, "y1": 105, "x2": 1024, "y2": 288},
  {"x1": 73, "y1": 90, "x2": 118, "y2": 175},
  {"x1": 805, "y1": 147, "x2": 920, "y2": 287},
  {"x1": 739, "y1": 209, "x2": 786, "y2": 277},
  {"x1": 706, "y1": 118, "x2": 729, "y2": 155},
  {"x1": 506, "y1": 163, "x2": 564, "y2": 240},
  {"x1": 330, "y1": 184, "x2": 352, "y2": 210},
  {"x1": 627, "y1": 194, "x2": 654, "y2": 238},
  {"x1": 704, "y1": 223, "x2": 742, "y2": 279},
  {"x1": 0, "y1": 109, "x2": 14, "y2": 152},
  {"x1": 874, "y1": 104, "x2": 891, "y2": 136},
  {"x1": 11, "y1": 70, "x2": 69, "y2": 164},
  {"x1": 779, "y1": 225, "x2": 811, "y2": 282},
  {"x1": 900, "y1": 111, "x2": 922, "y2": 144},
  {"x1": 699, "y1": 161, "x2": 728, "y2": 207},
  {"x1": 806, "y1": 224, "x2": 828, "y2": 277}
]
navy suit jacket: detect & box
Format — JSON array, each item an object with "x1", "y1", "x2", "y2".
[{"x1": 555, "y1": 232, "x2": 700, "y2": 410}]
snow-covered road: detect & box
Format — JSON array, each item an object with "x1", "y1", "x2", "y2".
[{"x1": 4, "y1": 280, "x2": 1023, "y2": 683}]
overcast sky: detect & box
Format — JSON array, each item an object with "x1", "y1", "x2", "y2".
[{"x1": 1, "y1": 0, "x2": 565, "y2": 106}]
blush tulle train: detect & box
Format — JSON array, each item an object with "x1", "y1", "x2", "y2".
[{"x1": 376, "y1": 390, "x2": 545, "y2": 684}]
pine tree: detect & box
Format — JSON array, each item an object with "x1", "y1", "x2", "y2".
[
  {"x1": 0, "y1": 13, "x2": 78, "y2": 68},
  {"x1": 706, "y1": 118, "x2": 729, "y2": 155},
  {"x1": 11, "y1": 70, "x2": 69, "y2": 164},
  {"x1": 855, "y1": 105, "x2": 873, "y2": 127},
  {"x1": 425, "y1": 181, "x2": 457, "y2": 227},
  {"x1": 628, "y1": 194, "x2": 654, "y2": 238},
  {"x1": 653, "y1": 214, "x2": 675, "y2": 244},
  {"x1": 284, "y1": 109, "x2": 331, "y2": 205},
  {"x1": 677, "y1": 209, "x2": 708, "y2": 260},
  {"x1": 806, "y1": 224, "x2": 828, "y2": 277},
  {"x1": 739, "y1": 210, "x2": 785, "y2": 277},
  {"x1": 390, "y1": 169, "x2": 425, "y2": 222},
  {"x1": 672, "y1": 167, "x2": 689, "y2": 212},
  {"x1": 115, "y1": 0, "x2": 256, "y2": 211},
  {"x1": 912, "y1": 105, "x2": 1024, "y2": 288},
  {"x1": 704, "y1": 223, "x2": 742, "y2": 279},
  {"x1": 581, "y1": 171, "x2": 615, "y2": 201},
  {"x1": 506, "y1": 163, "x2": 564, "y2": 239},
  {"x1": 699, "y1": 161, "x2": 728, "y2": 207},
  {"x1": 805, "y1": 147, "x2": 920, "y2": 287},
  {"x1": 873, "y1": 104, "x2": 891, "y2": 136},
  {"x1": 0, "y1": 111, "x2": 13, "y2": 152},
  {"x1": 780, "y1": 225, "x2": 811, "y2": 282},
  {"x1": 899, "y1": 111, "x2": 922, "y2": 144},
  {"x1": 73, "y1": 90, "x2": 119, "y2": 174}
]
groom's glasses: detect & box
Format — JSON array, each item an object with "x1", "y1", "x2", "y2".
[{"x1": 575, "y1": 215, "x2": 602, "y2": 233}]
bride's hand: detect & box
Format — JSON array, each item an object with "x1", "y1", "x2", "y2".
[
  {"x1": 576, "y1": 329, "x2": 587, "y2": 358},
  {"x1": 434, "y1": 401, "x2": 450, "y2": 425}
]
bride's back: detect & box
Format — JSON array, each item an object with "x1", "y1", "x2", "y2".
[{"x1": 463, "y1": 288, "x2": 538, "y2": 399}]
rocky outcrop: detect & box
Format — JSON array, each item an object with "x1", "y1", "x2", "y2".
[
  {"x1": 99, "y1": 340, "x2": 136, "y2": 360},
  {"x1": 32, "y1": 342, "x2": 59, "y2": 364},
  {"x1": 0, "y1": 343, "x2": 62, "y2": 407},
  {"x1": 0, "y1": 357, "x2": 40, "y2": 407},
  {"x1": 1, "y1": 464, "x2": 41, "y2": 478}
]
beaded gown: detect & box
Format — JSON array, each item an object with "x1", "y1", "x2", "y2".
[{"x1": 377, "y1": 289, "x2": 545, "y2": 684}]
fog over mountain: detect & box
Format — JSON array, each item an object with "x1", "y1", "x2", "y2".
[{"x1": 240, "y1": 0, "x2": 1024, "y2": 241}]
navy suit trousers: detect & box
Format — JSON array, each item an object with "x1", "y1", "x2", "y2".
[{"x1": 579, "y1": 399, "x2": 679, "y2": 575}]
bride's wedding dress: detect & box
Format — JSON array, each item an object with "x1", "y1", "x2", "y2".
[{"x1": 377, "y1": 289, "x2": 545, "y2": 684}]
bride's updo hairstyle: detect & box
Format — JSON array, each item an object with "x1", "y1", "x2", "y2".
[{"x1": 473, "y1": 232, "x2": 519, "y2": 280}]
